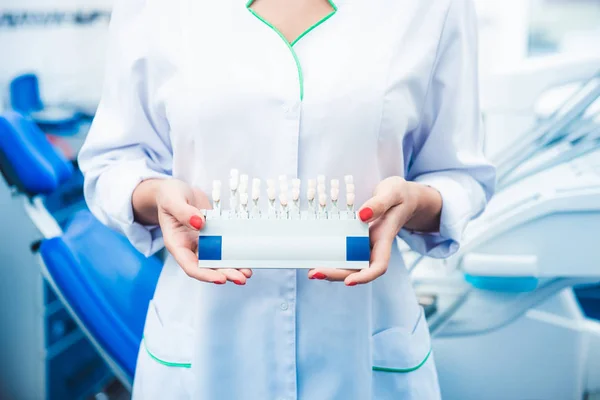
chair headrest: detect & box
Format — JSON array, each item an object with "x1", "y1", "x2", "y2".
[
  {"x1": 10, "y1": 73, "x2": 44, "y2": 114},
  {"x1": 0, "y1": 111, "x2": 73, "y2": 195}
]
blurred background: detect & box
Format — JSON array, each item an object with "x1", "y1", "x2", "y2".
[{"x1": 0, "y1": 0, "x2": 599, "y2": 399}]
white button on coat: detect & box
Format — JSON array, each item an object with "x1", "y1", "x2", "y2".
[{"x1": 78, "y1": 0, "x2": 495, "y2": 398}]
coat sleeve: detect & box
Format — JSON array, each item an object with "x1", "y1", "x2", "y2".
[
  {"x1": 398, "y1": 0, "x2": 496, "y2": 258},
  {"x1": 77, "y1": 0, "x2": 171, "y2": 257}
]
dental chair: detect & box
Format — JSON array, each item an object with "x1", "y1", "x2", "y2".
[
  {"x1": 0, "y1": 111, "x2": 162, "y2": 392},
  {"x1": 9, "y1": 73, "x2": 87, "y2": 135},
  {"x1": 408, "y1": 57, "x2": 600, "y2": 399}
]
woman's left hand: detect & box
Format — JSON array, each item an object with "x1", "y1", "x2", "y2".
[{"x1": 308, "y1": 176, "x2": 439, "y2": 286}]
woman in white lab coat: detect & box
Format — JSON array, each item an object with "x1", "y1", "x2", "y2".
[{"x1": 78, "y1": 0, "x2": 495, "y2": 398}]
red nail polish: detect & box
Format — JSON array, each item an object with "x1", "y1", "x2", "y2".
[
  {"x1": 233, "y1": 280, "x2": 244, "y2": 285},
  {"x1": 346, "y1": 281, "x2": 357, "y2": 286},
  {"x1": 312, "y1": 272, "x2": 327, "y2": 280},
  {"x1": 359, "y1": 207, "x2": 373, "y2": 222},
  {"x1": 190, "y1": 215, "x2": 203, "y2": 230},
  {"x1": 213, "y1": 280, "x2": 226, "y2": 285}
]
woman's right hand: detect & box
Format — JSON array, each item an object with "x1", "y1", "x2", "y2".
[{"x1": 133, "y1": 178, "x2": 252, "y2": 285}]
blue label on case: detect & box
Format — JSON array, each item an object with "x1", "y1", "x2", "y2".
[
  {"x1": 346, "y1": 236, "x2": 370, "y2": 261},
  {"x1": 198, "y1": 236, "x2": 222, "y2": 261}
]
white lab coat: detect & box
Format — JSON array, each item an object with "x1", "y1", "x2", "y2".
[{"x1": 78, "y1": 0, "x2": 495, "y2": 398}]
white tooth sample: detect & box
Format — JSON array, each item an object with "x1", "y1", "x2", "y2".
[
  {"x1": 330, "y1": 187, "x2": 339, "y2": 201},
  {"x1": 279, "y1": 192, "x2": 288, "y2": 206},
  {"x1": 308, "y1": 179, "x2": 316, "y2": 189},
  {"x1": 317, "y1": 183, "x2": 326, "y2": 195},
  {"x1": 212, "y1": 189, "x2": 221, "y2": 202},
  {"x1": 346, "y1": 183, "x2": 355, "y2": 194},
  {"x1": 319, "y1": 192, "x2": 327, "y2": 207},
  {"x1": 307, "y1": 188, "x2": 316, "y2": 201},
  {"x1": 230, "y1": 169, "x2": 239, "y2": 187},
  {"x1": 344, "y1": 175, "x2": 353, "y2": 185},
  {"x1": 317, "y1": 175, "x2": 326, "y2": 185},
  {"x1": 292, "y1": 188, "x2": 300, "y2": 201},
  {"x1": 267, "y1": 186, "x2": 276, "y2": 201},
  {"x1": 239, "y1": 175, "x2": 249, "y2": 193},
  {"x1": 252, "y1": 186, "x2": 260, "y2": 201},
  {"x1": 292, "y1": 178, "x2": 301, "y2": 189},
  {"x1": 252, "y1": 178, "x2": 261, "y2": 189},
  {"x1": 229, "y1": 176, "x2": 239, "y2": 191},
  {"x1": 330, "y1": 179, "x2": 339, "y2": 189},
  {"x1": 240, "y1": 192, "x2": 249, "y2": 206},
  {"x1": 347, "y1": 192, "x2": 355, "y2": 206},
  {"x1": 267, "y1": 179, "x2": 276, "y2": 189}
]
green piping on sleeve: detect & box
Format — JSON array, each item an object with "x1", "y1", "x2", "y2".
[
  {"x1": 372, "y1": 348, "x2": 432, "y2": 374},
  {"x1": 246, "y1": 0, "x2": 337, "y2": 101},
  {"x1": 143, "y1": 337, "x2": 192, "y2": 368}
]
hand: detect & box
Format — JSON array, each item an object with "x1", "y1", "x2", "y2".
[
  {"x1": 308, "y1": 176, "x2": 432, "y2": 286},
  {"x1": 153, "y1": 179, "x2": 252, "y2": 285}
]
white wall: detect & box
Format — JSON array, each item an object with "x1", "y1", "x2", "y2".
[{"x1": 0, "y1": 0, "x2": 113, "y2": 110}]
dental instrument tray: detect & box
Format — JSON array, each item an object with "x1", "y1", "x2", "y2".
[{"x1": 198, "y1": 170, "x2": 370, "y2": 270}]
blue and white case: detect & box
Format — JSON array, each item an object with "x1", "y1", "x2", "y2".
[{"x1": 197, "y1": 210, "x2": 370, "y2": 269}]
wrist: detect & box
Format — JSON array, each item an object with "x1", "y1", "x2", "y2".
[
  {"x1": 404, "y1": 181, "x2": 442, "y2": 232},
  {"x1": 132, "y1": 178, "x2": 168, "y2": 225}
]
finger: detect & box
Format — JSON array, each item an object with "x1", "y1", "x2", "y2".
[
  {"x1": 191, "y1": 188, "x2": 212, "y2": 210},
  {"x1": 170, "y1": 245, "x2": 227, "y2": 284},
  {"x1": 308, "y1": 268, "x2": 354, "y2": 282},
  {"x1": 358, "y1": 178, "x2": 404, "y2": 223},
  {"x1": 218, "y1": 269, "x2": 249, "y2": 285},
  {"x1": 344, "y1": 237, "x2": 393, "y2": 286},
  {"x1": 238, "y1": 269, "x2": 253, "y2": 278},
  {"x1": 164, "y1": 201, "x2": 205, "y2": 231}
]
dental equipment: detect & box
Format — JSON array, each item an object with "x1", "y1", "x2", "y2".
[
  {"x1": 481, "y1": 54, "x2": 600, "y2": 159},
  {"x1": 0, "y1": 111, "x2": 163, "y2": 396},
  {"x1": 411, "y1": 150, "x2": 600, "y2": 400},
  {"x1": 197, "y1": 170, "x2": 370, "y2": 269},
  {"x1": 494, "y1": 70, "x2": 600, "y2": 185},
  {"x1": 497, "y1": 96, "x2": 600, "y2": 189}
]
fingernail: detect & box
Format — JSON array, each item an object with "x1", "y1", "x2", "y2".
[
  {"x1": 312, "y1": 272, "x2": 327, "y2": 280},
  {"x1": 359, "y1": 207, "x2": 373, "y2": 222},
  {"x1": 213, "y1": 280, "x2": 226, "y2": 285},
  {"x1": 233, "y1": 280, "x2": 244, "y2": 285},
  {"x1": 190, "y1": 215, "x2": 203, "y2": 230},
  {"x1": 346, "y1": 281, "x2": 357, "y2": 286}
]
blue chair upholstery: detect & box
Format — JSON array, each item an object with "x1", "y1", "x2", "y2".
[
  {"x1": 0, "y1": 111, "x2": 73, "y2": 194},
  {"x1": 40, "y1": 210, "x2": 162, "y2": 379},
  {"x1": 10, "y1": 73, "x2": 44, "y2": 114},
  {"x1": 0, "y1": 111, "x2": 162, "y2": 383},
  {"x1": 9, "y1": 73, "x2": 82, "y2": 135}
]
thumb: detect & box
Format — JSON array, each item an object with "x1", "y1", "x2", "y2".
[
  {"x1": 163, "y1": 200, "x2": 205, "y2": 231},
  {"x1": 358, "y1": 178, "x2": 402, "y2": 223}
]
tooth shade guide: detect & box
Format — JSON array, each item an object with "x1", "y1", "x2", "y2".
[{"x1": 292, "y1": 188, "x2": 300, "y2": 201}]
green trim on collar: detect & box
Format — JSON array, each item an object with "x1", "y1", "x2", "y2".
[{"x1": 246, "y1": 1, "x2": 338, "y2": 100}]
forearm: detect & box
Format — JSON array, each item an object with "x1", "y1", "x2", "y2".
[
  {"x1": 404, "y1": 182, "x2": 443, "y2": 233},
  {"x1": 132, "y1": 178, "x2": 164, "y2": 225}
]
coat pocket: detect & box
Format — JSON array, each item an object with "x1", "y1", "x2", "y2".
[
  {"x1": 132, "y1": 300, "x2": 195, "y2": 399},
  {"x1": 372, "y1": 307, "x2": 440, "y2": 400}
]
